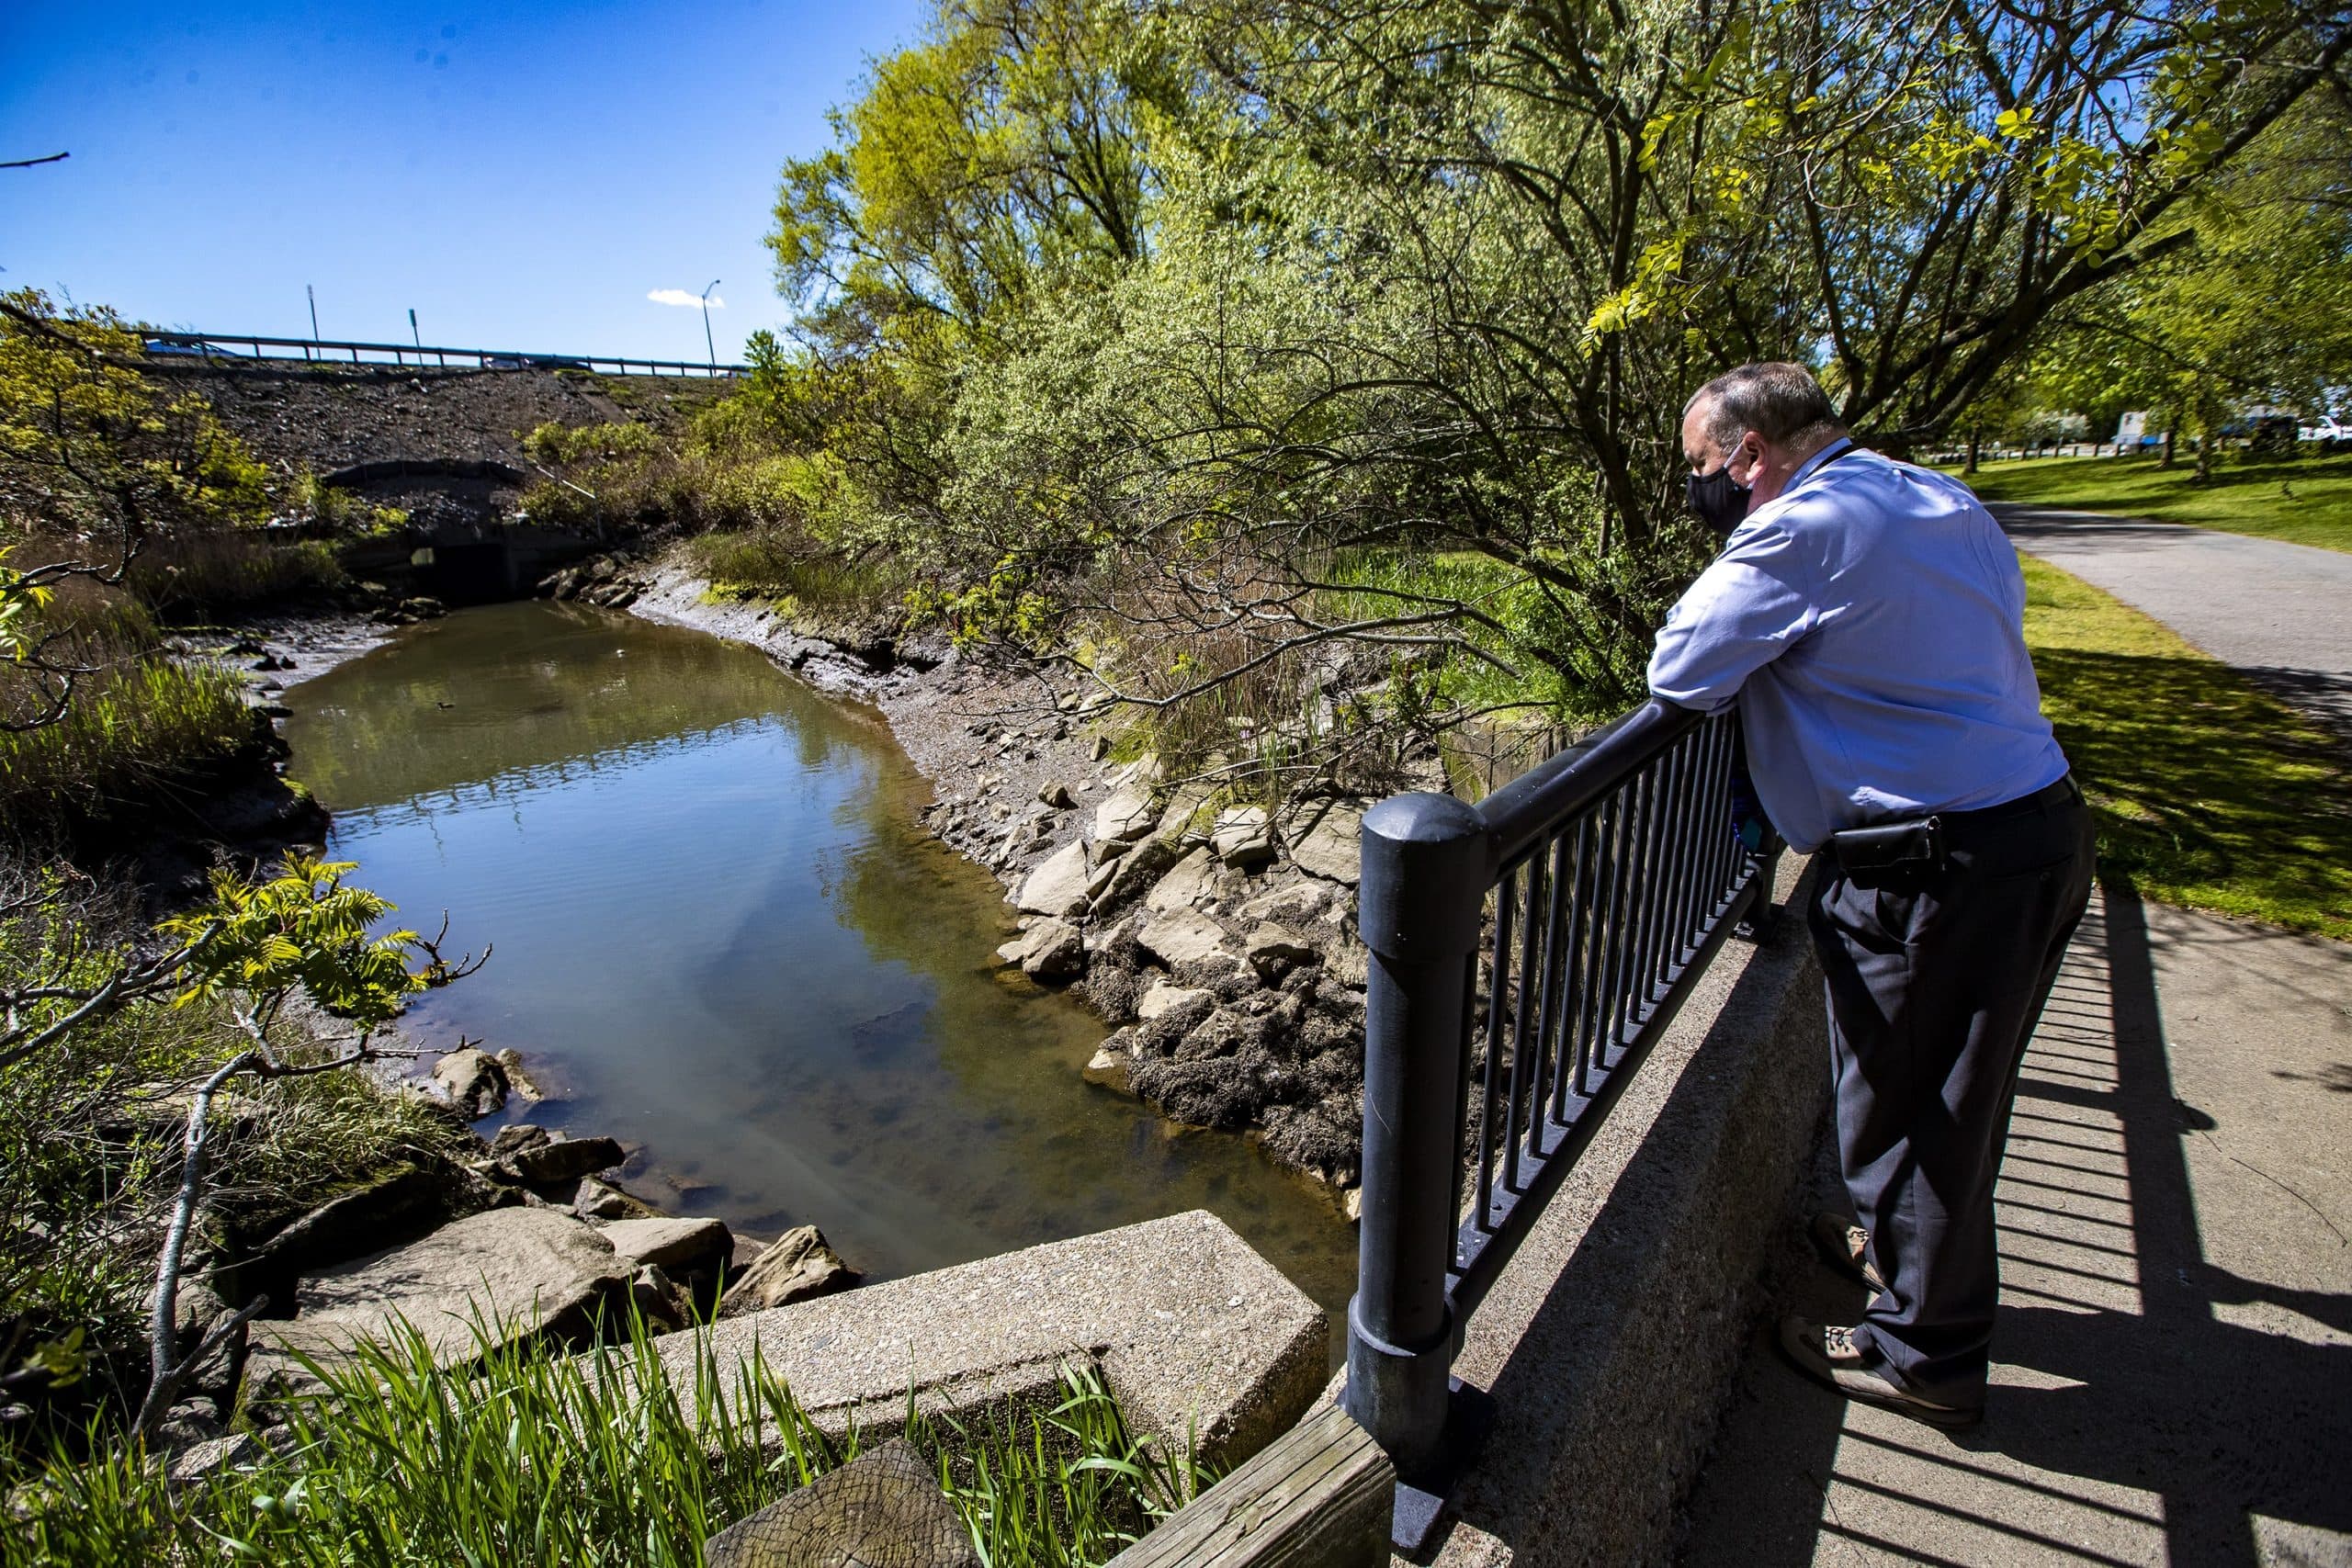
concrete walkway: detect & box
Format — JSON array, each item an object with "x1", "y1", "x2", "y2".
[
  {"x1": 1677, "y1": 888, "x2": 2352, "y2": 1566},
  {"x1": 1991, "y1": 504, "x2": 2352, "y2": 740}
]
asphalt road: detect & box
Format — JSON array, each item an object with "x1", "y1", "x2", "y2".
[{"x1": 1991, "y1": 503, "x2": 2352, "y2": 740}]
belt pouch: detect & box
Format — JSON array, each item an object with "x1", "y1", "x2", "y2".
[{"x1": 1831, "y1": 816, "x2": 1943, "y2": 874}]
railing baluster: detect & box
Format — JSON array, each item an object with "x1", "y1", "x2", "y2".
[
  {"x1": 1501, "y1": 853, "x2": 1544, "y2": 1192},
  {"x1": 1476, "y1": 868, "x2": 1514, "y2": 1230},
  {"x1": 1605, "y1": 766, "x2": 1654, "y2": 1056},
  {"x1": 1666, "y1": 738, "x2": 1702, "y2": 970},
  {"x1": 1549, "y1": 815, "x2": 1593, "y2": 1122},
  {"x1": 1526, "y1": 830, "x2": 1571, "y2": 1156},
  {"x1": 1641, "y1": 750, "x2": 1683, "y2": 998}
]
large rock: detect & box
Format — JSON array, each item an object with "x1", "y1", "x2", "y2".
[
  {"x1": 597, "y1": 1216, "x2": 733, "y2": 1277},
  {"x1": 1145, "y1": 848, "x2": 1224, "y2": 915},
  {"x1": 1092, "y1": 833, "x2": 1182, "y2": 915},
  {"x1": 998, "y1": 918, "x2": 1084, "y2": 980},
  {"x1": 227, "y1": 1159, "x2": 505, "y2": 1306},
  {"x1": 572, "y1": 1175, "x2": 662, "y2": 1223},
  {"x1": 1137, "y1": 978, "x2": 1209, "y2": 1021},
  {"x1": 243, "y1": 1208, "x2": 631, "y2": 1403},
  {"x1": 1137, "y1": 909, "x2": 1231, "y2": 969},
  {"x1": 1014, "y1": 840, "x2": 1092, "y2": 917},
  {"x1": 504, "y1": 1134, "x2": 626, "y2": 1187},
  {"x1": 1093, "y1": 784, "x2": 1159, "y2": 843},
  {"x1": 1282, "y1": 798, "x2": 1366, "y2": 885},
  {"x1": 1238, "y1": 881, "x2": 1336, "y2": 928},
  {"x1": 718, "y1": 1225, "x2": 856, "y2": 1317},
  {"x1": 1155, "y1": 781, "x2": 1218, "y2": 840},
  {"x1": 1210, "y1": 806, "x2": 1275, "y2": 868},
  {"x1": 1246, "y1": 923, "x2": 1318, "y2": 975},
  {"x1": 431, "y1": 1046, "x2": 508, "y2": 1119}
]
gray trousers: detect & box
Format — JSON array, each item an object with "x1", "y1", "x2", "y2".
[{"x1": 1806, "y1": 779, "x2": 2096, "y2": 1406}]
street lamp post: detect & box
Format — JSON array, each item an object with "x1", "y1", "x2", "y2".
[{"x1": 699, "y1": 278, "x2": 719, "y2": 374}]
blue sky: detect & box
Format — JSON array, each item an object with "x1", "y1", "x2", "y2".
[{"x1": 0, "y1": 2, "x2": 931, "y2": 362}]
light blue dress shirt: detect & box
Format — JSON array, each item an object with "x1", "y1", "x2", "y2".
[{"x1": 1646, "y1": 440, "x2": 2070, "y2": 853}]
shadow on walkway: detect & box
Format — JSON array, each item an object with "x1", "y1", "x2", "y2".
[{"x1": 1678, "y1": 887, "x2": 2352, "y2": 1565}]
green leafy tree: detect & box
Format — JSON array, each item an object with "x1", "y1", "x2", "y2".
[
  {"x1": 746, "y1": 0, "x2": 2350, "y2": 736},
  {"x1": 2036, "y1": 84, "x2": 2352, "y2": 478},
  {"x1": 0, "y1": 290, "x2": 271, "y2": 723}
]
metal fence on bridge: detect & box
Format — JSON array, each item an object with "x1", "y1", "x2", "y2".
[
  {"x1": 139, "y1": 330, "x2": 746, "y2": 378},
  {"x1": 1342, "y1": 698, "x2": 1779, "y2": 1550}
]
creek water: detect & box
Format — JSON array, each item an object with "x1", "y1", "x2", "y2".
[{"x1": 280, "y1": 599, "x2": 1356, "y2": 1341}]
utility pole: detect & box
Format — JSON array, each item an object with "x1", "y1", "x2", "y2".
[
  {"x1": 700, "y1": 278, "x2": 719, "y2": 374},
  {"x1": 409, "y1": 308, "x2": 421, "y2": 349},
  {"x1": 306, "y1": 284, "x2": 319, "y2": 361}
]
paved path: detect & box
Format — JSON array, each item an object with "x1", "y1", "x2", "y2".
[
  {"x1": 1991, "y1": 504, "x2": 2352, "y2": 740},
  {"x1": 1678, "y1": 888, "x2": 2351, "y2": 1566}
]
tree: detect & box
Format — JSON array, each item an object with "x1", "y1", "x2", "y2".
[
  {"x1": 2035, "y1": 83, "x2": 2352, "y2": 478},
  {"x1": 752, "y1": 0, "x2": 2352, "y2": 740},
  {"x1": 1, "y1": 290, "x2": 270, "y2": 724}
]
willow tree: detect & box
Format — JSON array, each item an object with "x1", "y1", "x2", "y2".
[{"x1": 759, "y1": 0, "x2": 2352, "y2": 737}]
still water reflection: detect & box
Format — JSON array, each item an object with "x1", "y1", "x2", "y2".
[{"x1": 283, "y1": 601, "x2": 1355, "y2": 1340}]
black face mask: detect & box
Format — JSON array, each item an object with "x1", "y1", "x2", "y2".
[{"x1": 1686, "y1": 457, "x2": 1751, "y2": 534}]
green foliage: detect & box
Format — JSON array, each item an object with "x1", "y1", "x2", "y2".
[
  {"x1": 0, "y1": 866, "x2": 459, "y2": 1428},
  {"x1": 0, "y1": 588, "x2": 253, "y2": 831},
  {"x1": 163, "y1": 855, "x2": 437, "y2": 1032},
  {"x1": 3, "y1": 1315, "x2": 1202, "y2": 1568},
  {"x1": 125, "y1": 532, "x2": 346, "y2": 620},
  {"x1": 732, "y1": 0, "x2": 2343, "y2": 752},
  {"x1": 687, "y1": 523, "x2": 901, "y2": 615},
  {"x1": 0, "y1": 289, "x2": 271, "y2": 554},
  {"x1": 2020, "y1": 557, "x2": 2352, "y2": 939},
  {"x1": 2022, "y1": 88, "x2": 2352, "y2": 473},
  {"x1": 286, "y1": 472, "x2": 409, "y2": 540}
]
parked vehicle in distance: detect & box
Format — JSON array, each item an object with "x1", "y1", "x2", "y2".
[{"x1": 141, "y1": 337, "x2": 205, "y2": 356}]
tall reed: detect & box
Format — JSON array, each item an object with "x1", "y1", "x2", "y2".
[{"x1": 6, "y1": 1311, "x2": 1203, "y2": 1567}]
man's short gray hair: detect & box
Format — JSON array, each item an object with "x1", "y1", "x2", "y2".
[{"x1": 1685, "y1": 362, "x2": 1845, "y2": 455}]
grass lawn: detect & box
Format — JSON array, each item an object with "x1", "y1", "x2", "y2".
[
  {"x1": 2020, "y1": 556, "x2": 2352, "y2": 939},
  {"x1": 1947, "y1": 451, "x2": 2352, "y2": 553}
]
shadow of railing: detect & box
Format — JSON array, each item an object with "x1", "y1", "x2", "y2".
[{"x1": 1679, "y1": 885, "x2": 2352, "y2": 1565}]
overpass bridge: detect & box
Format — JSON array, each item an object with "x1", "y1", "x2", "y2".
[{"x1": 141, "y1": 329, "x2": 746, "y2": 378}]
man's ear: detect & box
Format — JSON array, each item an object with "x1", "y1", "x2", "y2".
[{"x1": 1730, "y1": 432, "x2": 1762, "y2": 481}]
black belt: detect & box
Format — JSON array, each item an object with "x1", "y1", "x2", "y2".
[
  {"x1": 1827, "y1": 774, "x2": 2078, "y2": 877},
  {"x1": 1939, "y1": 773, "x2": 2081, "y2": 829}
]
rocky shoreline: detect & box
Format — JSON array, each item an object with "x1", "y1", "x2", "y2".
[
  {"x1": 141, "y1": 552, "x2": 1395, "y2": 1470},
  {"x1": 618, "y1": 555, "x2": 1385, "y2": 1201}
]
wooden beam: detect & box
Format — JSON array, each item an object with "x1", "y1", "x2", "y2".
[{"x1": 1111, "y1": 1405, "x2": 1396, "y2": 1568}]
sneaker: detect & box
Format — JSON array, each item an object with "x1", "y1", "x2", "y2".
[
  {"x1": 1808, "y1": 1212, "x2": 1887, "y2": 1292},
  {"x1": 1775, "y1": 1316, "x2": 1982, "y2": 1429}
]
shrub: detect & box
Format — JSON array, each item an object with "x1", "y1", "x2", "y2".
[
  {"x1": 124, "y1": 531, "x2": 346, "y2": 621},
  {"x1": 0, "y1": 863, "x2": 465, "y2": 1434},
  {"x1": 0, "y1": 650, "x2": 252, "y2": 832}
]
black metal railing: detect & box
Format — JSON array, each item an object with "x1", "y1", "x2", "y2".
[
  {"x1": 1340, "y1": 698, "x2": 1778, "y2": 1547},
  {"x1": 139, "y1": 331, "x2": 746, "y2": 378}
]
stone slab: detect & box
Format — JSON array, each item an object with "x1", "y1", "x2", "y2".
[{"x1": 647, "y1": 1210, "x2": 1327, "y2": 1471}]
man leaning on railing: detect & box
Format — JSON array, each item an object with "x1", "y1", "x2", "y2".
[{"x1": 1646, "y1": 361, "x2": 2095, "y2": 1430}]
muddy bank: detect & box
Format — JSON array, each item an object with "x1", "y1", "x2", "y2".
[{"x1": 621, "y1": 556, "x2": 1384, "y2": 1197}]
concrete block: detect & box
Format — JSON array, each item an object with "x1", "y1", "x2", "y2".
[{"x1": 647, "y1": 1210, "x2": 1328, "y2": 1472}]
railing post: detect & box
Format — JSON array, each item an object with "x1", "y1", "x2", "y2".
[{"x1": 1346, "y1": 791, "x2": 1488, "y2": 1484}]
